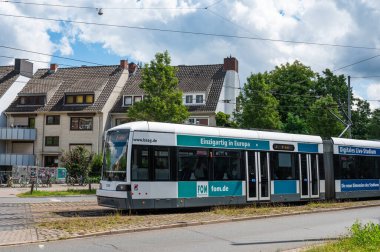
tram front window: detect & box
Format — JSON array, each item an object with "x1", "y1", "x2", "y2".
[{"x1": 103, "y1": 130, "x2": 129, "y2": 181}]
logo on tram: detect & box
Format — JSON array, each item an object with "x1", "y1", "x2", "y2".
[{"x1": 197, "y1": 182, "x2": 209, "y2": 197}]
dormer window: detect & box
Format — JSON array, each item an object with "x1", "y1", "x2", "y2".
[
  {"x1": 123, "y1": 95, "x2": 144, "y2": 106},
  {"x1": 185, "y1": 95, "x2": 193, "y2": 104},
  {"x1": 65, "y1": 94, "x2": 94, "y2": 105},
  {"x1": 184, "y1": 93, "x2": 205, "y2": 105},
  {"x1": 134, "y1": 96, "x2": 142, "y2": 103},
  {"x1": 19, "y1": 96, "x2": 45, "y2": 105},
  {"x1": 123, "y1": 96, "x2": 132, "y2": 106},
  {"x1": 196, "y1": 95, "x2": 204, "y2": 104}
]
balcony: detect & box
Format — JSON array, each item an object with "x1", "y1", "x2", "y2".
[
  {"x1": 0, "y1": 154, "x2": 35, "y2": 166},
  {"x1": 0, "y1": 128, "x2": 36, "y2": 141}
]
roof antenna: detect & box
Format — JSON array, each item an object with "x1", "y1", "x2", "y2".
[{"x1": 97, "y1": 8, "x2": 103, "y2": 15}]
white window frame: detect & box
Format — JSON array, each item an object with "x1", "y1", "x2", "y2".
[{"x1": 196, "y1": 95, "x2": 204, "y2": 104}]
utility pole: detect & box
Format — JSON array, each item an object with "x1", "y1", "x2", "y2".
[{"x1": 347, "y1": 76, "x2": 352, "y2": 138}]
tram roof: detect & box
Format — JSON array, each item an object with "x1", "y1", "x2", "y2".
[
  {"x1": 112, "y1": 121, "x2": 323, "y2": 144},
  {"x1": 332, "y1": 137, "x2": 380, "y2": 148}
]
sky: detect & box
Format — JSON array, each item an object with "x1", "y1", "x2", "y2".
[{"x1": 0, "y1": 0, "x2": 379, "y2": 110}]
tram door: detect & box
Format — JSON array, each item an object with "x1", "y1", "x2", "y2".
[
  {"x1": 299, "y1": 154, "x2": 319, "y2": 199},
  {"x1": 246, "y1": 151, "x2": 270, "y2": 201}
]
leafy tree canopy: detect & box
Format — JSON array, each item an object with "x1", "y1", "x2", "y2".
[
  {"x1": 127, "y1": 51, "x2": 189, "y2": 123},
  {"x1": 60, "y1": 146, "x2": 94, "y2": 179},
  {"x1": 368, "y1": 109, "x2": 380, "y2": 140},
  {"x1": 234, "y1": 73, "x2": 282, "y2": 130},
  {"x1": 215, "y1": 112, "x2": 238, "y2": 128},
  {"x1": 306, "y1": 96, "x2": 345, "y2": 138}
]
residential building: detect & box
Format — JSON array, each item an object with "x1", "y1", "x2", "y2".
[
  {"x1": 0, "y1": 59, "x2": 34, "y2": 173},
  {"x1": 110, "y1": 56, "x2": 240, "y2": 126},
  {"x1": 4, "y1": 61, "x2": 129, "y2": 168}
]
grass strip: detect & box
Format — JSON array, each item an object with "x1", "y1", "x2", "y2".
[
  {"x1": 37, "y1": 213, "x2": 143, "y2": 234},
  {"x1": 17, "y1": 189, "x2": 96, "y2": 197},
  {"x1": 306, "y1": 222, "x2": 380, "y2": 252}
]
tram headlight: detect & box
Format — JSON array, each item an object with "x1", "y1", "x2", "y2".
[{"x1": 116, "y1": 184, "x2": 129, "y2": 191}]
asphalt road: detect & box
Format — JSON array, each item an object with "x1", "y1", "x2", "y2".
[{"x1": 3, "y1": 205, "x2": 380, "y2": 252}]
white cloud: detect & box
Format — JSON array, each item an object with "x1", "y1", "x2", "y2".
[
  {"x1": 0, "y1": 0, "x2": 379, "y2": 104},
  {"x1": 367, "y1": 83, "x2": 380, "y2": 109}
]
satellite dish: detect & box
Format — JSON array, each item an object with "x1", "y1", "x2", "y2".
[{"x1": 97, "y1": 8, "x2": 103, "y2": 15}]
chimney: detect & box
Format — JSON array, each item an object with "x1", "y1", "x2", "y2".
[
  {"x1": 14, "y1": 59, "x2": 33, "y2": 78},
  {"x1": 223, "y1": 56, "x2": 238, "y2": 72},
  {"x1": 128, "y1": 62, "x2": 138, "y2": 74},
  {"x1": 120, "y1": 59, "x2": 128, "y2": 70},
  {"x1": 49, "y1": 63, "x2": 58, "y2": 73}
]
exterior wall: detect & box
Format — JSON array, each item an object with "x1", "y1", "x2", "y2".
[
  {"x1": 11, "y1": 142, "x2": 33, "y2": 154},
  {"x1": 0, "y1": 75, "x2": 30, "y2": 153},
  {"x1": 102, "y1": 69, "x2": 129, "y2": 131},
  {"x1": 31, "y1": 113, "x2": 102, "y2": 166},
  {"x1": 216, "y1": 70, "x2": 240, "y2": 116}
]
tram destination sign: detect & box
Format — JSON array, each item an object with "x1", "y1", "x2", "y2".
[
  {"x1": 177, "y1": 135, "x2": 270, "y2": 150},
  {"x1": 338, "y1": 146, "x2": 380, "y2": 156}
]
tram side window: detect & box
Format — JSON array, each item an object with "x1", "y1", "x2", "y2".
[
  {"x1": 154, "y1": 148, "x2": 170, "y2": 181},
  {"x1": 271, "y1": 152, "x2": 298, "y2": 180},
  {"x1": 213, "y1": 150, "x2": 242, "y2": 180},
  {"x1": 337, "y1": 155, "x2": 380, "y2": 179},
  {"x1": 178, "y1": 149, "x2": 208, "y2": 181},
  {"x1": 131, "y1": 146, "x2": 149, "y2": 181}
]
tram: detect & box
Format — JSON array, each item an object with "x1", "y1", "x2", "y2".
[{"x1": 96, "y1": 121, "x2": 380, "y2": 209}]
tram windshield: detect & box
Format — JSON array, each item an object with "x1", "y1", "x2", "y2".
[{"x1": 103, "y1": 129, "x2": 129, "y2": 181}]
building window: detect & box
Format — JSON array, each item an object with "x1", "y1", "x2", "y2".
[
  {"x1": 185, "y1": 95, "x2": 193, "y2": 104},
  {"x1": 19, "y1": 96, "x2": 45, "y2": 105},
  {"x1": 188, "y1": 118, "x2": 208, "y2": 126},
  {"x1": 85, "y1": 95, "x2": 94, "y2": 104},
  {"x1": 45, "y1": 156, "x2": 59, "y2": 167},
  {"x1": 66, "y1": 96, "x2": 74, "y2": 104},
  {"x1": 115, "y1": 118, "x2": 128, "y2": 126},
  {"x1": 123, "y1": 96, "x2": 132, "y2": 106},
  {"x1": 46, "y1": 115, "x2": 60, "y2": 125},
  {"x1": 45, "y1": 136, "x2": 59, "y2": 146},
  {"x1": 134, "y1": 96, "x2": 142, "y2": 103},
  {"x1": 196, "y1": 95, "x2": 204, "y2": 103},
  {"x1": 65, "y1": 94, "x2": 94, "y2": 105},
  {"x1": 70, "y1": 117, "x2": 93, "y2": 130}
]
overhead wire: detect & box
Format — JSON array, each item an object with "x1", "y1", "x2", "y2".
[
  {"x1": 0, "y1": 13, "x2": 379, "y2": 51},
  {"x1": 1, "y1": 0, "x2": 203, "y2": 10},
  {"x1": 0, "y1": 45, "x2": 104, "y2": 66},
  {"x1": 0, "y1": 55, "x2": 77, "y2": 67},
  {"x1": 333, "y1": 54, "x2": 380, "y2": 72}
]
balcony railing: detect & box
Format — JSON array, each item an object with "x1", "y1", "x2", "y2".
[
  {"x1": 0, "y1": 154, "x2": 35, "y2": 166},
  {"x1": 0, "y1": 128, "x2": 36, "y2": 141}
]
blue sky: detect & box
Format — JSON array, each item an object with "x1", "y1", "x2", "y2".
[{"x1": 0, "y1": 0, "x2": 379, "y2": 109}]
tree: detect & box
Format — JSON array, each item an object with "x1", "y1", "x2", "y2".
[
  {"x1": 351, "y1": 99, "x2": 371, "y2": 139},
  {"x1": 127, "y1": 51, "x2": 189, "y2": 123},
  {"x1": 270, "y1": 61, "x2": 316, "y2": 122},
  {"x1": 234, "y1": 73, "x2": 282, "y2": 130},
  {"x1": 307, "y1": 96, "x2": 345, "y2": 138},
  {"x1": 90, "y1": 153, "x2": 103, "y2": 176},
  {"x1": 60, "y1": 146, "x2": 93, "y2": 184},
  {"x1": 215, "y1": 112, "x2": 237, "y2": 128},
  {"x1": 368, "y1": 109, "x2": 380, "y2": 139},
  {"x1": 282, "y1": 112, "x2": 309, "y2": 134},
  {"x1": 315, "y1": 69, "x2": 350, "y2": 110}
]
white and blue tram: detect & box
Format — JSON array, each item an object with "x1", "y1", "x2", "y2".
[{"x1": 96, "y1": 121, "x2": 380, "y2": 209}]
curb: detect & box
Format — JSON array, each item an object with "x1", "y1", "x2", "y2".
[{"x1": 2, "y1": 202, "x2": 380, "y2": 247}]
